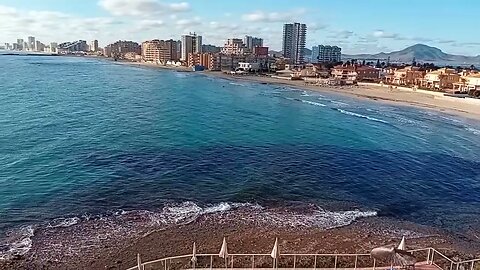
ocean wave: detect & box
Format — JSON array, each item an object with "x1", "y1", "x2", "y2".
[
  {"x1": 465, "y1": 127, "x2": 480, "y2": 135},
  {"x1": 229, "y1": 82, "x2": 246, "y2": 87},
  {"x1": 336, "y1": 109, "x2": 388, "y2": 124},
  {"x1": 301, "y1": 100, "x2": 327, "y2": 107},
  {"x1": 330, "y1": 100, "x2": 349, "y2": 106},
  {"x1": 301, "y1": 91, "x2": 310, "y2": 97},
  {"x1": 0, "y1": 202, "x2": 375, "y2": 260},
  {"x1": 0, "y1": 226, "x2": 34, "y2": 260}
]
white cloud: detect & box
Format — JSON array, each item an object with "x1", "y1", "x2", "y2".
[
  {"x1": 98, "y1": 0, "x2": 190, "y2": 17},
  {"x1": 372, "y1": 30, "x2": 399, "y2": 39},
  {"x1": 241, "y1": 9, "x2": 306, "y2": 23}
]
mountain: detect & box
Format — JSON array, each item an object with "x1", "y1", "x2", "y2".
[
  {"x1": 344, "y1": 44, "x2": 480, "y2": 64},
  {"x1": 302, "y1": 48, "x2": 312, "y2": 56}
]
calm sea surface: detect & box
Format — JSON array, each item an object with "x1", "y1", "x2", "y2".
[{"x1": 0, "y1": 56, "x2": 480, "y2": 255}]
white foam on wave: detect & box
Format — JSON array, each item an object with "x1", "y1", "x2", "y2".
[
  {"x1": 301, "y1": 100, "x2": 327, "y2": 107},
  {"x1": 229, "y1": 82, "x2": 246, "y2": 87},
  {"x1": 47, "y1": 217, "x2": 81, "y2": 228},
  {"x1": 336, "y1": 109, "x2": 388, "y2": 124},
  {"x1": 330, "y1": 100, "x2": 349, "y2": 106},
  {"x1": 465, "y1": 127, "x2": 480, "y2": 135},
  {"x1": 239, "y1": 208, "x2": 377, "y2": 229},
  {"x1": 0, "y1": 225, "x2": 34, "y2": 260}
]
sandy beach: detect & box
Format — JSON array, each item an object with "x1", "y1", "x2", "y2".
[{"x1": 205, "y1": 72, "x2": 480, "y2": 121}]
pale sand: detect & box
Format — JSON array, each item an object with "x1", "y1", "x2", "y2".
[{"x1": 113, "y1": 61, "x2": 480, "y2": 120}]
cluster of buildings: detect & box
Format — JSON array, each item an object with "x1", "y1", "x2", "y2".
[
  {"x1": 3, "y1": 36, "x2": 57, "y2": 53},
  {"x1": 4, "y1": 22, "x2": 478, "y2": 97}
]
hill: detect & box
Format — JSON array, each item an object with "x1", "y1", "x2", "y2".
[{"x1": 344, "y1": 44, "x2": 480, "y2": 64}]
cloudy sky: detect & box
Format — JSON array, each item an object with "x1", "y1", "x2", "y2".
[{"x1": 1, "y1": 0, "x2": 480, "y2": 55}]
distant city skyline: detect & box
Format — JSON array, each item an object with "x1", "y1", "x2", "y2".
[{"x1": 1, "y1": 0, "x2": 480, "y2": 55}]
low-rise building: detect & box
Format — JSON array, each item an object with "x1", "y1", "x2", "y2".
[
  {"x1": 421, "y1": 68, "x2": 460, "y2": 90},
  {"x1": 385, "y1": 66, "x2": 425, "y2": 86},
  {"x1": 311, "y1": 45, "x2": 341, "y2": 63},
  {"x1": 453, "y1": 73, "x2": 480, "y2": 94},
  {"x1": 332, "y1": 65, "x2": 380, "y2": 83},
  {"x1": 237, "y1": 62, "x2": 261, "y2": 72}
]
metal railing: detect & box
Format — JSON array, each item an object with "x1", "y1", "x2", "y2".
[{"x1": 127, "y1": 248, "x2": 480, "y2": 270}]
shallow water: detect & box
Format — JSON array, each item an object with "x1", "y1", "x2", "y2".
[{"x1": 0, "y1": 56, "x2": 479, "y2": 258}]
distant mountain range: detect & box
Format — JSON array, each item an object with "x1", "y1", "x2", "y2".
[{"x1": 343, "y1": 44, "x2": 480, "y2": 64}]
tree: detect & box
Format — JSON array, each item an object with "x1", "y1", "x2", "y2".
[
  {"x1": 470, "y1": 64, "x2": 476, "y2": 71},
  {"x1": 375, "y1": 59, "x2": 381, "y2": 68},
  {"x1": 362, "y1": 60, "x2": 366, "y2": 66}
]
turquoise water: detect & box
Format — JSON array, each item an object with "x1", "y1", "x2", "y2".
[{"x1": 0, "y1": 56, "x2": 480, "y2": 256}]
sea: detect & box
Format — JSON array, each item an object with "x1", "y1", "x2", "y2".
[{"x1": 0, "y1": 55, "x2": 479, "y2": 259}]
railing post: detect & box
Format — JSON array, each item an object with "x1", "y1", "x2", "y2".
[
  {"x1": 451, "y1": 261, "x2": 454, "y2": 270},
  {"x1": 293, "y1": 255, "x2": 296, "y2": 269},
  {"x1": 210, "y1": 255, "x2": 213, "y2": 270},
  {"x1": 457, "y1": 262, "x2": 460, "y2": 270},
  {"x1": 373, "y1": 258, "x2": 376, "y2": 270},
  {"x1": 431, "y1": 251, "x2": 435, "y2": 265},
  {"x1": 471, "y1": 261, "x2": 475, "y2": 270},
  {"x1": 314, "y1": 255, "x2": 317, "y2": 270},
  {"x1": 334, "y1": 256, "x2": 338, "y2": 270},
  {"x1": 354, "y1": 255, "x2": 358, "y2": 270},
  {"x1": 164, "y1": 259, "x2": 167, "y2": 270},
  {"x1": 252, "y1": 255, "x2": 254, "y2": 269},
  {"x1": 427, "y1": 248, "x2": 431, "y2": 264}
]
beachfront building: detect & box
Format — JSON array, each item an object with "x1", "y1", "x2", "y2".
[
  {"x1": 244, "y1": 36, "x2": 263, "y2": 51},
  {"x1": 332, "y1": 65, "x2": 380, "y2": 83},
  {"x1": 221, "y1": 38, "x2": 246, "y2": 55},
  {"x1": 385, "y1": 66, "x2": 425, "y2": 86},
  {"x1": 311, "y1": 45, "x2": 342, "y2": 63},
  {"x1": 142, "y1": 39, "x2": 180, "y2": 64},
  {"x1": 237, "y1": 62, "x2": 261, "y2": 72},
  {"x1": 181, "y1": 33, "x2": 202, "y2": 61},
  {"x1": 90, "y1": 40, "x2": 99, "y2": 52},
  {"x1": 104, "y1": 40, "x2": 141, "y2": 58},
  {"x1": 453, "y1": 73, "x2": 480, "y2": 95},
  {"x1": 421, "y1": 68, "x2": 460, "y2": 90},
  {"x1": 27, "y1": 36, "x2": 36, "y2": 51},
  {"x1": 282, "y1": 22, "x2": 307, "y2": 64},
  {"x1": 187, "y1": 52, "x2": 216, "y2": 69},
  {"x1": 58, "y1": 40, "x2": 89, "y2": 53}
]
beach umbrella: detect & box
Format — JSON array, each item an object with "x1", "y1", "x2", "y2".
[
  {"x1": 270, "y1": 238, "x2": 279, "y2": 259},
  {"x1": 270, "y1": 238, "x2": 280, "y2": 269},
  {"x1": 219, "y1": 237, "x2": 228, "y2": 269},
  {"x1": 219, "y1": 237, "x2": 228, "y2": 258},
  {"x1": 137, "y1": 253, "x2": 143, "y2": 270},
  {"x1": 191, "y1": 242, "x2": 197, "y2": 267},
  {"x1": 397, "y1": 236, "x2": 406, "y2": 250}
]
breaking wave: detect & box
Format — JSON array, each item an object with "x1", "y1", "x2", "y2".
[
  {"x1": 0, "y1": 202, "x2": 376, "y2": 260},
  {"x1": 335, "y1": 109, "x2": 389, "y2": 124},
  {"x1": 301, "y1": 100, "x2": 327, "y2": 107}
]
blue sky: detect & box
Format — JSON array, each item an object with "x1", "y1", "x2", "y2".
[{"x1": 1, "y1": 0, "x2": 480, "y2": 55}]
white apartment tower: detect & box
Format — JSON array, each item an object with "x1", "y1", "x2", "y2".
[{"x1": 282, "y1": 23, "x2": 307, "y2": 64}]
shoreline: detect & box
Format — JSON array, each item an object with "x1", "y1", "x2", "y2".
[
  {"x1": 2, "y1": 210, "x2": 479, "y2": 270},
  {"x1": 115, "y1": 60, "x2": 480, "y2": 121}
]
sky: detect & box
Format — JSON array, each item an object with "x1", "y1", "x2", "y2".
[{"x1": 1, "y1": 0, "x2": 480, "y2": 55}]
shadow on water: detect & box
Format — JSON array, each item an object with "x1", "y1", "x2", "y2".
[{"x1": 60, "y1": 144, "x2": 480, "y2": 231}]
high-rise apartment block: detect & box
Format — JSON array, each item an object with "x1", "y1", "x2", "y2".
[
  {"x1": 311, "y1": 45, "x2": 342, "y2": 63},
  {"x1": 181, "y1": 33, "x2": 202, "y2": 61},
  {"x1": 282, "y1": 23, "x2": 307, "y2": 64}
]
